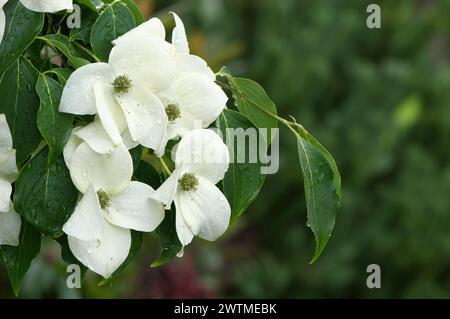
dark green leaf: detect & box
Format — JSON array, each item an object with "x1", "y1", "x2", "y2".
[
  {"x1": 56, "y1": 235, "x2": 87, "y2": 279},
  {"x1": 152, "y1": 209, "x2": 182, "y2": 267},
  {"x1": 296, "y1": 127, "x2": 341, "y2": 263},
  {"x1": 117, "y1": 0, "x2": 145, "y2": 25},
  {"x1": 90, "y1": 2, "x2": 136, "y2": 61},
  {"x1": 45, "y1": 68, "x2": 73, "y2": 86},
  {"x1": 77, "y1": 0, "x2": 104, "y2": 12},
  {"x1": 38, "y1": 34, "x2": 90, "y2": 69},
  {"x1": 69, "y1": 8, "x2": 98, "y2": 43},
  {"x1": 14, "y1": 149, "x2": 79, "y2": 236},
  {"x1": 0, "y1": 57, "x2": 41, "y2": 166},
  {"x1": 0, "y1": 221, "x2": 41, "y2": 296},
  {"x1": 129, "y1": 145, "x2": 142, "y2": 172},
  {"x1": 134, "y1": 161, "x2": 163, "y2": 189},
  {"x1": 0, "y1": 0, "x2": 44, "y2": 76},
  {"x1": 217, "y1": 109, "x2": 266, "y2": 222},
  {"x1": 36, "y1": 73, "x2": 73, "y2": 164}
]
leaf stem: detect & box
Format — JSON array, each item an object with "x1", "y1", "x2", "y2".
[
  {"x1": 72, "y1": 41, "x2": 101, "y2": 62},
  {"x1": 159, "y1": 157, "x2": 172, "y2": 177}
]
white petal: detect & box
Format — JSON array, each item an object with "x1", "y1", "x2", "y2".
[
  {"x1": 105, "y1": 181, "x2": 164, "y2": 232},
  {"x1": 59, "y1": 63, "x2": 115, "y2": 115},
  {"x1": 175, "y1": 129, "x2": 229, "y2": 184},
  {"x1": 0, "y1": 150, "x2": 18, "y2": 183},
  {"x1": 0, "y1": 202, "x2": 21, "y2": 246},
  {"x1": 174, "y1": 191, "x2": 194, "y2": 246},
  {"x1": 122, "y1": 128, "x2": 139, "y2": 150},
  {"x1": 113, "y1": 17, "x2": 165, "y2": 45},
  {"x1": 75, "y1": 120, "x2": 115, "y2": 154},
  {"x1": 70, "y1": 142, "x2": 133, "y2": 194},
  {"x1": 63, "y1": 127, "x2": 82, "y2": 167},
  {"x1": 0, "y1": 178, "x2": 11, "y2": 213},
  {"x1": 174, "y1": 74, "x2": 227, "y2": 127},
  {"x1": 0, "y1": 114, "x2": 13, "y2": 151},
  {"x1": 171, "y1": 12, "x2": 189, "y2": 55},
  {"x1": 20, "y1": 0, "x2": 73, "y2": 13},
  {"x1": 177, "y1": 176, "x2": 230, "y2": 242},
  {"x1": 94, "y1": 82, "x2": 127, "y2": 145},
  {"x1": 176, "y1": 54, "x2": 215, "y2": 81},
  {"x1": 68, "y1": 222, "x2": 131, "y2": 279},
  {"x1": 115, "y1": 85, "x2": 168, "y2": 151},
  {"x1": 62, "y1": 185, "x2": 105, "y2": 242},
  {"x1": 109, "y1": 34, "x2": 176, "y2": 93},
  {"x1": 151, "y1": 168, "x2": 183, "y2": 209},
  {"x1": 0, "y1": 6, "x2": 5, "y2": 46}
]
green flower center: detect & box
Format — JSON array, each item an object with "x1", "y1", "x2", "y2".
[
  {"x1": 165, "y1": 103, "x2": 181, "y2": 122},
  {"x1": 112, "y1": 75, "x2": 132, "y2": 94},
  {"x1": 97, "y1": 190, "x2": 111, "y2": 209},
  {"x1": 179, "y1": 172, "x2": 199, "y2": 192}
]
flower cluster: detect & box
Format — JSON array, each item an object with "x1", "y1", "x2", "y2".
[
  {"x1": 0, "y1": 114, "x2": 21, "y2": 247},
  {"x1": 59, "y1": 13, "x2": 231, "y2": 278}
]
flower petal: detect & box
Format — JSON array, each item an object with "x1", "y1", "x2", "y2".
[
  {"x1": 70, "y1": 142, "x2": 133, "y2": 194},
  {"x1": 174, "y1": 191, "x2": 194, "y2": 246},
  {"x1": 0, "y1": 150, "x2": 18, "y2": 183},
  {"x1": 0, "y1": 202, "x2": 21, "y2": 246},
  {"x1": 176, "y1": 54, "x2": 215, "y2": 81},
  {"x1": 75, "y1": 120, "x2": 116, "y2": 154},
  {"x1": 171, "y1": 12, "x2": 189, "y2": 55},
  {"x1": 20, "y1": 0, "x2": 73, "y2": 13},
  {"x1": 68, "y1": 222, "x2": 131, "y2": 279},
  {"x1": 59, "y1": 63, "x2": 115, "y2": 115},
  {"x1": 0, "y1": 5, "x2": 5, "y2": 46},
  {"x1": 63, "y1": 127, "x2": 82, "y2": 167},
  {"x1": 177, "y1": 176, "x2": 230, "y2": 243},
  {"x1": 94, "y1": 82, "x2": 127, "y2": 145},
  {"x1": 113, "y1": 17, "x2": 165, "y2": 45},
  {"x1": 62, "y1": 184, "x2": 105, "y2": 242},
  {"x1": 151, "y1": 168, "x2": 183, "y2": 209},
  {"x1": 106, "y1": 181, "x2": 165, "y2": 232},
  {"x1": 175, "y1": 73, "x2": 227, "y2": 127},
  {"x1": 0, "y1": 114, "x2": 13, "y2": 151},
  {"x1": 109, "y1": 34, "x2": 176, "y2": 93},
  {"x1": 175, "y1": 129, "x2": 229, "y2": 184},
  {"x1": 115, "y1": 85, "x2": 168, "y2": 151},
  {"x1": 0, "y1": 178, "x2": 11, "y2": 213}
]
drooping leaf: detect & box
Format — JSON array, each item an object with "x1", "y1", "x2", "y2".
[
  {"x1": 217, "y1": 109, "x2": 266, "y2": 222},
  {"x1": 296, "y1": 127, "x2": 341, "y2": 263},
  {"x1": 38, "y1": 35, "x2": 90, "y2": 69},
  {"x1": 14, "y1": 148, "x2": 79, "y2": 236},
  {"x1": 0, "y1": 221, "x2": 41, "y2": 296},
  {"x1": 90, "y1": 2, "x2": 136, "y2": 61},
  {"x1": 0, "y1": 0, "x2": 44, "y2": 76},
  {"x1": 0, "y1": 57, "x2": 41, "y2": 167},
  {"x1": 152, "y1": 209, "x2": 182, "y2": 267},
  {"x1": 36, "y1": 73, "x2": 73, "y2": 164}
]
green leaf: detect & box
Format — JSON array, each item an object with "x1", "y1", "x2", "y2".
[
  {"x1": 226, "y1": 76, "x2": 278, "y2": 143},
  {"x1": 38, "y1": 35, "x2": 91, "y2": 69},
  {"x1": 152, "y1": 209, "x2": 182, "y2": 267},
  {"x1": 0, "y1": 221, "x2": 41, "y2": 296},
  {"x1": 77, "y1": 0, "x2": 105, "y2": 11},
  {"x1": 36, "y1": 73, "x2": 73, "y2": 164},
  {"x1": 296, "y1": 127, "x2": 341, "y2": 263},
  {"x1": 69, "y1": 7, "x2": 98, "y2": 43},
  {"x1": 217, "y1": 109, "x2": 266, "y2": 222},
  {"x1": 134, "y1": 161, "x2": 163, "y2": 189},
  {"x1": 117, "y1": 0, "x2": 145, "y2": 25},
  {"x1": 90, "y1": 2, "x2": 136, "y2": 61},
  {"x1": 14, "y1": 149, "x2": 79, "y2": 236},
  {"x1": 0, "y1": 0, "x2": 44, "y2": 76},
  {"x1": 0, "y1": 57, "x2": 41, "y2": 167},
  {"x1": 45, "y1": 68, "x2": 73, "y2": 86},
  {"x1": 98, "y1": 230, "x2": 143, "y2": 286},
  {"x1": 129, "y1": 145, "x2": 143, "y2": 172},
  {"x1": 56, "y1": 236, "x2": 87, "y2": 279}
]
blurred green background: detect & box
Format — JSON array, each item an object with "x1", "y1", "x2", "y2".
[{"x1": 3, "y1": 0, "x2": 450, "y2": 298}]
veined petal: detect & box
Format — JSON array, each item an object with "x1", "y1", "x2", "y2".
[
  {"x1": 62, "y1": 184, "x2": 105, "y2": 242},
  {"x1": 175, "y1": 129, "x2": 229, "y2": 184},
  {"x1": 176, "y1": 55, "x2": 215, "y2": 81},
  {"x1": 68, "y1": 222, "x2": 131, "y2": 279},
  {"x1": 0, "y1": 178, "x2": 11, "y2": 213},
  {"x1": 20, "y1": 0, "x2": 73, "y2": 13},
  {"x1": 75, "y1": 120, "x2": 116, "y2": 154},
  {"x1": 59, "y1": 63, "x2": 115, "y2": 115},
  {"x1": 151, "y1": 168, "x2": 183, "y2": 209},
  {"x1": 94, "y1": 82, "x2": 127, "y2": 145},
  {"x1": 115, "y1": 85, "x2": 168, "y2": 151},
  {"x1": 106, "y1": 181, "x2": 165, "y2": 232},
  {"x1": 171, "y1": 12, "x2": 189, "y2": 55},
  {"x1": 177, "y1": 176, "x2": 230, "y2": 242},
  {"x1": 175, "y1": 74, "x2": 227, "y2": 127},
  {"x1": 113, "y1": 17, "x2": 165, "y2": 45},
  {"x1": 0, "y1": 202, "x2": 21, "y2": 247},
  {"x1": 70, "y1": 142, "x2": 133, "y2": 194},
  {"x1": 63, "y1": 127, "x2": 82, "y2": 168},
  {"x1": 174, "y1": 191, "x2": 194, "y2": 246},
  {"x1": 109, "y1": 34, "x2": 176, "y2": 93},
  {"x1": 0, "y1": 150, "x2": 18, "y2": 183}
]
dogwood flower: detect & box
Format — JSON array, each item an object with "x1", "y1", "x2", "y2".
[
  {"x1": 151, "y1": 129, "x2": 231, "y2": 246},
  {"x1": 63, "y1": 141, "x2": 164, "y2": 278},
  {"x1": 0, "y1": 114, "x2": 20, "y2": 246},
  {"x1": 59, "y1": 30, "x2": 176, "y2": 153},
  {"x1": 0, "y1": 0, "x2": 7, "y2": 45}
]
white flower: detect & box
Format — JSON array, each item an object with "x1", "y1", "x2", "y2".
[
  {"x1": 0, "y1": 114, "x2": 20, "y2": 246},
  {"x1": 151, "y1": 129, "x2": 231, "y2": 246},
  {"x1": 62, "y1": 141, "x2": 165, "y2": 278},
  {"x1": 0, "y1": 0, "x2": 7, "y2": 45},
  {"x1": 59, "y1": 30, "x2": 177, "y2": 153}
]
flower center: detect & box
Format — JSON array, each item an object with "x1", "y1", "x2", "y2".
[
  {"x1": 165, "y1": 103, "x2": 181, "y2": 122},
  {"x1": 112, "y1": 75, "x2": 132, "y2": 94},
  {"x1": 97, "y1": 189, "x2": 111, "y2": 209},
  {"x1": 179, "y1": 172, "x2": 199, "y2": 192}
]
